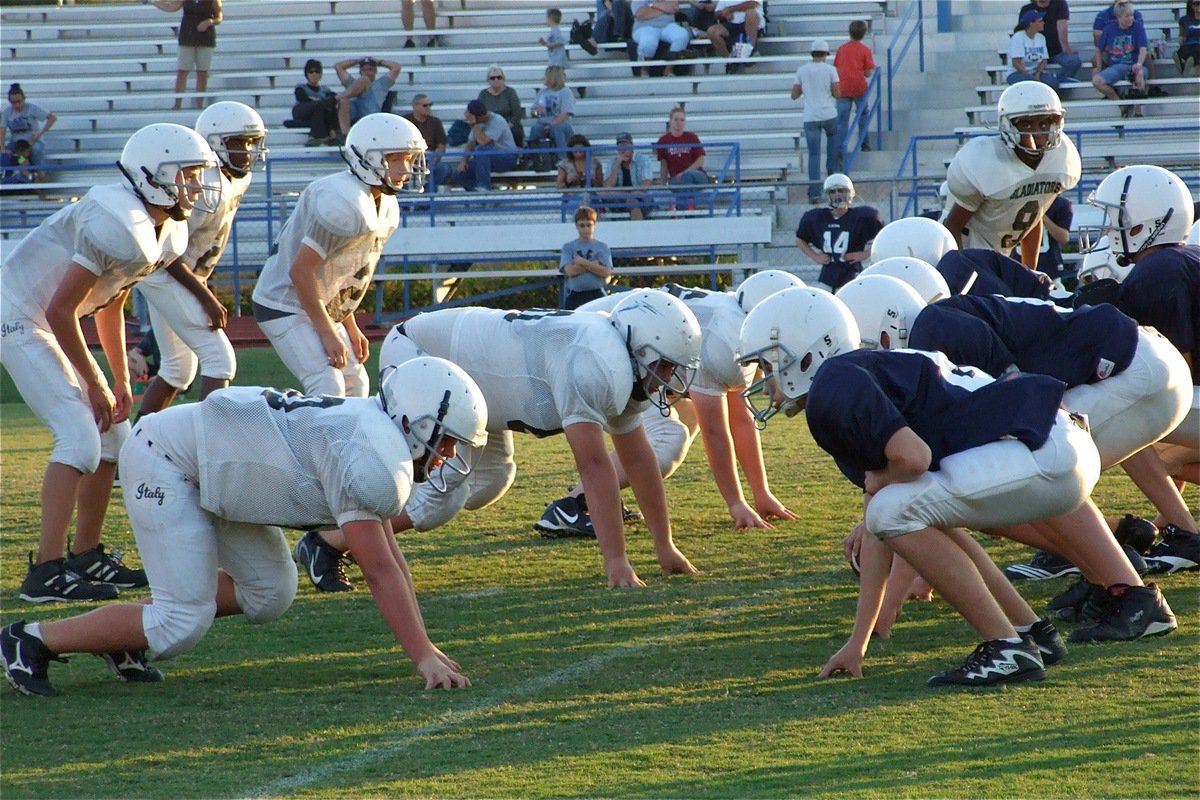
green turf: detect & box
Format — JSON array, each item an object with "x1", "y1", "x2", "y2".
[{"x1": 1, "y1": 346, "x2": 1197, "y2": 799}]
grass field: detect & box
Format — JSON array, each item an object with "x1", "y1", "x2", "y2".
[{"x1": 1, "y1": 347, "x2": 1198, "y2": 799}]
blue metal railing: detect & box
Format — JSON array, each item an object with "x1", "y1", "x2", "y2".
[{"x1": 886, "y1": 0, "x2": 926, "y2": 133}]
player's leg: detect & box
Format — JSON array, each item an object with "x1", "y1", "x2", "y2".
[{"x1": 258, "y1": 313, "x2": 349, "y2": 396}]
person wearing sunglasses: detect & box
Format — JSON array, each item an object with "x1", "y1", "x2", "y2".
[
  {"x1": 290, "y1": 59, "x2": 340, "y2": 146},
  {"x1": 475, "y1": 65, "x2": 526, "y2": 148}
]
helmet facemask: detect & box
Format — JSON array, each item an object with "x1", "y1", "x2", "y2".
[
  {"x1": 344, "y1": 145, "x2": 428, "y2": 195},
  {"x1": 628, "y1": 332, "x2": 697, "y2": 415},
  {"x1": 211, "y1": 132, "x2": 268, "y2": 180},
  {"x1": 1000, "y1": 111, "x2": 1063, "y2": 157},
  {"x1": 394, "y1": 388, "x2": 474, "y2": 494},
  {"x1": 740, "y1": 336, "x2": 803, "y2": 430},
  {"x1": 122, "y1": 159, "x2": 222, "y2": 221},
  {"x1": 1086, "y1": 172, "x2": 1177, "y2": 266},
  {"x1": 827, "y1": 186, "x2": 853, "y2": 210}
]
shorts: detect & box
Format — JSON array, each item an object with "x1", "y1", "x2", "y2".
[
  {"x1": 1096, "y1": 62, "x2": 1134, "y2": 85},
  {"x1": 177, "y1": 46, "x2": 214, "y2": 72}
]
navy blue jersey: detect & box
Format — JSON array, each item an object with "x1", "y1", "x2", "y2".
[
  {"x1": 936, "y1": 249, "x2": 1050, "y2": 299},
  {"x1": 910, "y1": 294, "x2": 1138, "y2": 386},
  {"x1": 796, "y1": 206, "x2": 885, "y2": 290},
  {"x1": 1118, "y1": 244, "x2": 1200, "y2": 376},
  {"x1": 806, "y1": 349, "x2": 1066, "y2": 488}
]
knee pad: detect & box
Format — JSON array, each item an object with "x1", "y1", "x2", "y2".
[
  {"x1": 465, "y1": 459, "x2": 516, "y2": 510},
  {"x1": 642, "y1": 410, "x2": 698, "y2": 479},
  {"x1": 236, "y1": 561, "x2": 297, "y2": 625},
  {"x1": 342, "y1": 363, "x2": 370, "y2": 398},
  {"x1": 99, "y1": 419, "x2": 131, "y2": 464},
  {"x1": 193, "y1": 331, "x2": 237, "y2": 381},
  {"x1": 143, "y1": 598, "x2": 217, "y2": 661},
  {"x1": 51, "y1": 413, "x2": 103, "y2": 474},
  {"x1": 156, "y1": 346, "x2": 200, "y2": 390},
  {"x1": 405, "y1": 480, "x2": 470, "y2": 531}
]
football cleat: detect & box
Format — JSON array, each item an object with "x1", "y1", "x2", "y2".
[
  {"x1": 1026, "y1": 618, "x2": 1068, "y2": 667},
  {"x1": 20, "y1": 553, "x2": 119, "y2": 603},
  {"x1": 98, "y1": 650, "x2": 164, "y2": 683},
  {"x1": 1003, "y1": 550, "x2": 1080, "y2": 581},
  {"x1": 1, "y1": 621, "x2": 65, "y2": 697},
  {"x1": 1069, "y1": 583, "x2": 1177, "y2": 642},
  {"x1": 1113, "y1": 514, "x2": 1158, "y2": 555},
  {"x1": 293, "y1": 530, "x2": 355, "y2": 592},
  {"x1": 927, "y1": 637, "x2": 1045, "y2": 687},
  {"x1": 1143, "y1": 526, "x2": 1200, "y2": 575},
  {"x1": 66, "y1": 544, "x2": 148, "y2": 588},
  {"x1": 534, "y1": 494, "x2": 596, "y2": 539},
  {"x1": 622, "y1": 504, "x2": 644, "y2": 524},
  {"x1": 1048, "y1": 577, "x2": 1106, "y2": 623}
]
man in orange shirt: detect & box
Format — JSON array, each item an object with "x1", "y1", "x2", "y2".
[{"x1": 833, "y1": 20, "x2": 876, "y2": 170}]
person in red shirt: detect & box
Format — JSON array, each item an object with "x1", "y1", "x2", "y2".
[
  {"x1": 833, "y1": 20, "x2": 876, "y2": 170},
  {"x1": 655, "y1": 106, "x2": 708, "y2": 208}
]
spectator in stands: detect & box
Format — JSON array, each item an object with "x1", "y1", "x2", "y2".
[
  {"x1": 528, "y1": 66, "x2": 576, "y2": 159},
  {"x1": 560, "y1": 205, "x2": 615, "y2": 309},
  {"x1": 683, "y1": 0, "x2": 718, "y2": 31},
  {"x1": 477, "y1": 65, "x2": 526, "y2": 148},
  {"x1": 656, "y1": 106, "x2": 708, "y2": 209},
  {"x1": 453, "y1": 100, "x2": 519, "y2": 192},
  {"x1": 1, "y1": 139, "x2": 35, "y2": 188},
  {"x1": 1177, "y1": 0, "x2": 1200, "y2": 76},
  {"x1": 146, "y1": 0, "x2": 221, "y2": 111},
  {"x1": 1007, "y1": 9, "x2": 1061, "y2": 91},
  {"x1": 334, "y1": 56, "x2": 402, "y2": 137},
  {"x1": 540, "y1": 8, "x2": 569, "y2": 68},
  {"x1": 557, "y1": 133, "x2": 605, "y2": 208},
  {"x1": 1014, "y1": 193, "x2": 1073, "y2": 280},
  {"x1": 404, "y1": 93, "x2": 452, "y2": 191},
  {"x1": 603, "y1": 131, "x2": 657, "y2": 220},
  {"x1": 705, "y1": 1, "x2": 763, "y2": 64},
  {"x1": 631, "y1": 0, "x2": 692, "y2": 77},
  {"x1": 795, "y1": 173, "x2": 884, "y2": 291},
  {"x1": 1017, "y1": 0, "x2": 1083, "y2": 83},
  {"x1": 834, "y1": 20, "x2": 876, "y2": 168},
  {"x1": 791, "y1": 39, "x2": 841, "y2": 204},
  {"x1": 401, "y1": 0, "x2": 438, "y2": 48},
  {"x1": 595, "y1": 0, "x2": 634, "y2": 43},
  {"x1": 1092, "y1": 2, "x2": 1149, "y2": 117},
  {"x1": 291, "y1": 59, "x2": 340, "y2": 147},
  {"x1": 1093, "y1": 0, "x2": 1158, "y2": 81},
  {"x1": 1, "y1": 84, "x2": 56, "y2": 176}
]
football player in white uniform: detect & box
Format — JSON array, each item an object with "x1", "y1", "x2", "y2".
[
  {"x1": 252, "y1": 113, "x2": 427, "y2": 398},
  {"x1": 304, "y1": 292, "x2": 703, "y2": 589},
  {"x1": 942, "y1": 82, "x2": 1081, "y2": 270},
  {"x1": 0, "y1": 358, "x2": 487, "y2": 696},
  {"x1": 136, "y1": 102, "x2": 268, "y2": 416},
  {"x1": 1, "y1": 123, "x2": 220, "y2": 604},
  {"x1": 535, "y1": 270, "x2": 806, "y2": 535}
]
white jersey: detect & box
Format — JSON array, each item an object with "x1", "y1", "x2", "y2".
[
  {"x1": 182, "y1": 169, "x2": 252, "y2": 280},
  {"x1": 142, "y1": 387, "x2": 414, "y2": 529},
  {"x1": 580, "y1": 286, "x2": 751, "y2": 395},
  {"x1": 2, "y1": 183, "x2": 187, "y2": 320},
  {"x1": 945, "y1": 135, "x2": 1080, "y2": 253},
  {"x1": 251, "y1": 171, "x2": 399, "y2": 322},
  {"x1": 400, "y1": 307, "x2": 646, "y2": 437}
]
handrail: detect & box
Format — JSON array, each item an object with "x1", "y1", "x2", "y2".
[{"x1": 885, "y1": 0, "x2": 926, "y2": 132}]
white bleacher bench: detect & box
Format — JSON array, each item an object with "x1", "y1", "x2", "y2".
[
  {"x1": 976, "y1": 76, "x2": 1195, "y2": 103},
  {"x1": 964, "y1": 94, "x2": 1199, "y2": 124}
]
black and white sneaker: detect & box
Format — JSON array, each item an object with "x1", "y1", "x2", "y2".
[
  {"x1": 293, "y1": 530, "x2": 354, "y2": 592},
  {"x1": 1003, "y1": 550, "x2": 1080, "y2": 581},
  {"x1": 927, "y1": 637, "x2": 1045, "y2": 687},
  {"x1": 1143, "y1": 526, "x2": 1200, "y2": 575},
  {"x1": 534, "y1": 494, "x2": 595, "y2": 539},
  {"x1": 1048, "y1": 577, "x2": 1106, "y2": 623},
  {"x1": 1, "y1": 621, "x2": 64, "y2": 697},
  {"x1": 1114, "y1": 514, "x2": 1158, "y2": 555},
  {"x1": 622, "y1": 504, "x2": 644, "y2": 524},
  {"x1": 66, "y1": 544, "x2": 147, "y2": 588},
  {"x1": 1069, "y1": 583, "x2": 1177, "y2": 642},
  {"x1": 1026, "y1": 618, "x2": 1068, "y2": 667},
  {"x1": 98, "y1": 650, "x2": 164, "y2": 683},
  {"x1": 19, "y1": 553, "x2": 119, "y2": 603}
]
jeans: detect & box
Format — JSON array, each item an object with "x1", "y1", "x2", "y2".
[
  {"x1": 1006, "y1": 70, "x2": 1061, "y2": 91},
  {"x1": 455, "y1": 145, "x2": 519, "y2": 191},
  {"x1": 595, "y1": 0, "x2": 632, "y2": 42},
  {"x1": 632, "y1": 22, "x2": 691, "y2": 58},
  {"x1": 425, "y1": 153, "x2": 454, "y2": 192},
  {"x1": 834, "y1": 95, "x2": 865, "y2": 169},
  {"x1": 1049, "y1": 51, "x2": 1082, "y2": 81},
  {"x1": 804, "y1": 117, "x2": 838, "y2": 200},
  {"x1": 529, "y1": 119, "x2": 573, "y2": 154},
  {"x1": 668, "y1": 169, "x2": 709, "y2": 208}
]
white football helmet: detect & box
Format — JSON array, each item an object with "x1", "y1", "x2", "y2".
[
  {"x1": 836, "y1": 274, "x2": 926, "y2": 351},
  {"x1": 609, "y1": 289, "x2": 703, "y2": 413},
  {"x1": 380, "y1": 357, "x2": 488, "y2": 493},
  {"x1": 997, "y1": 81, "x2": 1064, "y2": 155},
  {"x1": 1189, "y1": 220, "x2": 1200, "y2": 246},
  {"x1": 860, "y1": 256, "x2": 951, "y2": 304},
  {"x1": 735, "y1": 269, "x2": 806, "y2": 314},
  {"x1": 1084, "y1": 165, "x2": 1195, "y2": 265},
  {"x1": 119, "y1": 123, "x2": 221, "y2": 221},
  {"x1": 195, "y1": 101, "x2": 268, "y2": 179},
  {"x1": 1076, "y1": 236, "x2": 1134, "y2": 284},
  {"x1": 738, "y1": 287, "x2": 860, "y2": 427},
  {"x1": 343, "y1": 113, "x2": 429, "y2": 194},
  {"x1": 824, "y1": 172, "x2": 855, "y2": 209},
  {"x1": 869, "y1": 216, "x2": 958, "y2": 267}
]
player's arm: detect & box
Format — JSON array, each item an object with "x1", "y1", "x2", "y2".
[
  {"x1": 165, "y1": 259, "x2": 227, "y2": 330},
  {"x1": 1017, "y1": 219, "x2": 1042, "y2": 272},
  {"x1": 941, "y1": 203, "x2": 974, "y2": 249},
  {"x1": 863, "y1": 426, "x2": 931, "y2": 495},
  {"x1": 691, "y1": 391, "x2": 768, "y2": 529},
  {"x1": 287, "y1": 243, "x2": 348, "y2": 367},
  {"x1": 790, "y1": 81, "x2": 803, "y2": 101},
  {"x1": 727, "y1": 391, "x2": 797, "y2": 521},
  {"x1": 611, "y1": 423, "x2": 699, "y2": 579},
  {"x1": 1042, "y1": 209, "x2": 1069, "y2": 246},
  {"x1": 565, "y1": 420, "x2": 645, "y2": 588},
  {"x1": 795, "y1": 235, "x2": 831, "y2": 265},
  {"x1": 45, "y1": 263, "x2": 115, "y2": 430},
  {"x1": 342, "y1": 311, "x2": 370, "y2": 364},
  {"x1": 343, "y1": 517, "x2": 469, "y2": 688},
  {"x1": 94, "y1": 288, "x2": 132, "y2": 425},
  {"x1": 819, "y1": 516, "x2": 891, "y2": 679}
]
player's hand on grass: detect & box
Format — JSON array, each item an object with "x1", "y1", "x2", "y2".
[
  {"x1": 818, "y1": 642, "x2": 864, "y2": 679},
  {"x1": 729, "y1": 501, "x2": 771, "y2": 530},
  {"x1": 755, "y1": 492, "x2": 798, "y2": 522},
  {"x1": 843, "y1": 523, "x2": 866, "y2": 570},
  {"x1": 417, "y1": 652, "x2": 470, "y2": 689},
  {"x1": 606, "y1": 558, "x2": 647, "y2": 588},
  {"x1": 658, "y1": 545, "x2": 699, "y2": 577}
]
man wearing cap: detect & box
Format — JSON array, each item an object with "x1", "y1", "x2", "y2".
[
  {"x1": 1017, "y1": 0, "x2": 1082, "y2": 82},
  {"x1": 403, "y1": 93, "x2": 452, "y2": 191},
  {"x1": 790, "y1": 39, "x2": 840, "y2": 204},
  {"x1": 334, "y1": 56, "x2": 402, "y2": 136},
  {"x1": 1007, "y1": 9, "x2": 1060, "y2": 90},
  {"x1": 452, "y1": 100, "x2": 518, "y2": 191},
  {"x1": 602, "y1": 132, "x2": 657, "y2": 220}
]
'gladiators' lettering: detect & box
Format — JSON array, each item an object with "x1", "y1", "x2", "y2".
[
  {"x1": 1008, "y1": 181, "x2": 1064, "y2": 200},
  {"x1": 135, "y1": 483, "x2": 166, "y2": 505}
]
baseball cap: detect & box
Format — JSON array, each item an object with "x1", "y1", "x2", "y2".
[
  {"x1": 359, "y1": 57, "x2": 379, "y2": 68},
  {"x1": 1019, "y1": 9, "x2": 1046, "y2": 27},
  {"x1": 466, "y1": 99, "x2": 487, "y2": 117},
  {"x1": 615, "y1": 132, "x2": 633, "y2": 144},
  {"x1": 811, "y1": 38, "x2": 830, "y2": 54}
]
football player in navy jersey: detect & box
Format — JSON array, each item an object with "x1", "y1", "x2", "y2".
[
  {"x1": 935, "y1": 248, "x2": 1053, "y2": 299},
  {"x1": 795, "y1": 173, "x2": 884, "y2": 291},
  {"x1": 739, "y1": 288, "x2": 1176, "y2": 687}
]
